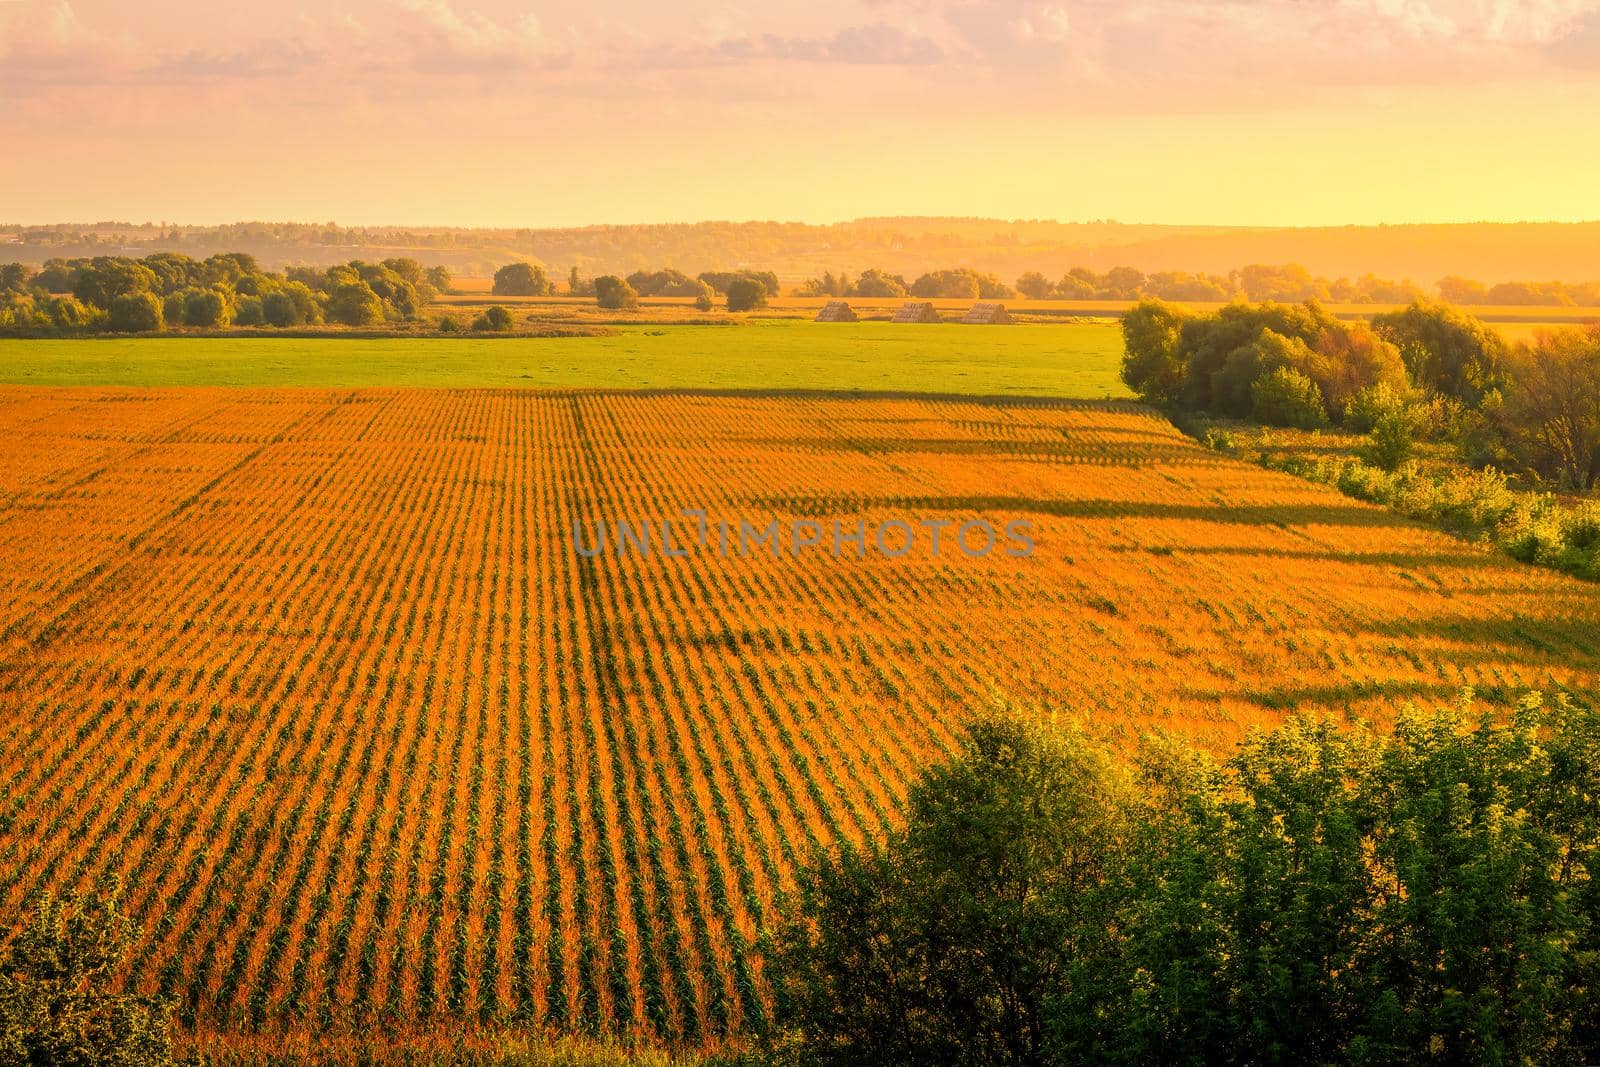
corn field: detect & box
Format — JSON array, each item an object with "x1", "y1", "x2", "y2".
[{"x1": 0, "y1": 387, "x2": 1596, "y2": 1048}]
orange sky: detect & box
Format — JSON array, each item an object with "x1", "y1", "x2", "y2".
[{"x1": 4, "y1": 0, "x2": 1600, "y2": 226}]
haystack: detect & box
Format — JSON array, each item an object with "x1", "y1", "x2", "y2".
[
  {"x1": 962, "y1": 302, "x2": 1012, "y2": 324},
  {"x1": 815, "y1": 301, "x2": 858, "y2": 322},
  {"x1": 891, "y1": 301, "x2": 942, "y2": 323}
]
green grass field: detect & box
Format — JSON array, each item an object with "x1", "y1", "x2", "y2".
[{"x1": 0, "y1": 320, "x2": 1129, "y2": 397}]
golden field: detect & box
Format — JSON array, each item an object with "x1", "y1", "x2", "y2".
[{"x1": 0, "y1": 388, "x2": 1596, "y2": 1049}]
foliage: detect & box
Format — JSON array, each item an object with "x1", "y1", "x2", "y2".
[
  {"x1": 772, "y1": 699, "x2": 1600, "y2": 1065},
  {"x1": 0, "y1": 877, "x2": 173, "y2": 1066},
  {"x1": 725, "y1": 279, "x2": 768, "y2": 313},
  {"x1": 1498, "y1": 325, "x2": 1600, "y2": 491},
  {"x1": 472, "y1": 305, "x2": 515, "y2": 332},
  {"x1": 107, "y1": 292, "x2": 164, "y2": 333},
  {"x1": 325, "y1": 281, "x2": 384, "y2": 326},
  {"x1": 493, "y1": 262, "x2": 555, "y2": 297},
  {"x1": 594, "y1": 276, "x2": 639, "y2": 311},
  {"x1": 770, "y1": 713, "x2": 1133, "y2": 1066},
  {"x1": 1251, "y1": 366, "x2": 1328, "y2": 429},
  {"x1": 1371, "y1": 300, "x2": 1508, "y2": 403},
  {"x1": 1360, "y1": 409, "x2": 1416, "y2": 470},
  {"x1": 1119, "y1": 299, "x2": 1192, "y2": 405}
]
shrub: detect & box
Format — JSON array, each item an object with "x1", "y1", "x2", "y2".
[
  {"x1": 1251, "y1": 367, "x2": 1328, "y2": 429},
  {"x1": 1361, "y1": 410, "x2": 1416, "y2": 471},
  {"x1": 438, "y1": 314, "x2": 462, "y2": 333},
  {"x1": 725, "y1": 277, "x2": 768, "y2": 313},
  {"x1": 107, "y1": 292, "x2": 164, "y2": 333},
  {"x1": 1345, "y1": 381, "x2": 1409, "y2": 433},
  {"x1": 472, "y1": 305, "x2": 515, "y2": 332},
  {"x1": 594, "y1": 276, "x2": 639, "y2": 311},
  {"x1": 0, "y1": 877, "x2": 174, "y2": 1065},
  {"x1": 693, "y1": 281, "x2": 715, "y2": 312}
]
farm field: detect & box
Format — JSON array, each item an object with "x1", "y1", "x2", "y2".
[
  {"x1": 0, "y1": 387, "x2": 1597, "y2": 1052},
  {"x1": 0, "y1": 321, "x2": 1126, "y2": 395}
]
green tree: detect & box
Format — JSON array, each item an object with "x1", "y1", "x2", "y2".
[
  {"x1": 1371, "y1": 300, "x2": 1508, "y2": 403},
  {"x1": 1120, "y1": 299, "x2": 1193, "y2": 405},
  {"x1": 492, "y1": 262, "x2": 554, "y2": 296},
  {"x1": 726, "y1": 277, "x2": 768, "y2": 313},
  {"x1": 107, "y1": 292, "x2": 164, "y2": 333},
  {"x1": 851, "y1": 269, "x2": 909, "y2": 298},
  {"x1": 594, "y1": 276, "x2": 639, "y2": 310},
  {"x1": 425, "y1": 265, "x2": 453, "y2": 293},
  {"x1": 326, "y1": 281, "x2": 384, "y2": 326},
  {"x1": 72, "y1": 258, "x2": 158, "y2": 311},
  {"x1": 771, "y1": 713, "x2": 1134, "y2": 1066},
  {"x1": 1251, "y1": 366, "x2": 1329, "y2": 429},
  {"x1": 1498, "y1": 325, "x2": 1600, "y2": 490},
  {"x1": 0, "y1": 878, "x2": 173, "y2": 1065},
  {"x1": 181, "y1": 288, "x2": 230, "y2": 329},
  {"x1": 1015, "y1": 272, "x2": 1054, "y2": 300},
  {"x1": 1362, "y1": 410, "x2": 1417, "y2": 470},
  {"x1": 693, "y1": 280, "x2": 715, "y2": 312}
]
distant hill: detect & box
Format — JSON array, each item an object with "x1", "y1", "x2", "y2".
[{"x1": 4, "y1": 218, "x2": 1599, "y2": 289}]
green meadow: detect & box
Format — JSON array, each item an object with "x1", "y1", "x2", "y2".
[{"x1": 0, "y1": 320, "x2": 1129, "y2": 397}]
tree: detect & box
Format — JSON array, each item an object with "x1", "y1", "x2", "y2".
[
  {"x1": 107, "y1": 292, "x2": 164, "y2": 333},
  {"x1": 1015, "y1": 272, "x2": 1054, "y2": 300},
  {"x1": 911, "y1": 268, "x2": 981, "y2": 299},
  {"x1": 48, "y1": 297, "x2": 96, "y2": 331},
  {"x1": 1371, "y1": 300, "x2": 1508, "y2": 404},
  {"x1": 1120, "y1": 299, "x2": 1192, "y2": 405},
  {"x1": 725, "y1": 277, "x2": 768, "y2": 312},
  {"x1": 425, "y1": 265, "x2": 453, "y2": 292},
  {"x1": 492, "y1": 262, "x2": 554, "y2": 296},
  {"x1": 851, "y1": 269, "x2": 908, "y2": 298},
  {"x1": 326, "y1": 281, "x2": 384, "y2": 326},
  {"x1": 771, "y1": 713, "x2": 1134, "y2": 1066},
  {"x1": 73, "y1": 258, "x2": 158, "y2": 310},
  {"x1": 594, "y1": 276, "x2": 638, "y2": 310},
  {"x1": 0, "y1": 263, "x2": 34, "y2": 293},
  {"x1": 181, "y1": 288, "x2": 230, "y2": 329},
  {"x1": 472, "y1": 305, "x2": 514, "y2": 332},
  {"x1": 693, "y1": 280, "x2": 715, "y2": 312},
  {"x1": 1252, "y1": 366, "x2": 1329, "y2": 429},
  {"x1": 1498, "y1": 326, "x2": 1600, "y2": 490},
  {"x1": 0, "y1": 877, "x2": 173, "y2": 1065}
]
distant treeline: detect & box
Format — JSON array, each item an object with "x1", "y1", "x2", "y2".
[
  {"x1": 0, "y1": 253, "x2": 453, "y2": 333},
  {"x1": 798, "y1": 262, "x2": 1600, "y2": 305}
]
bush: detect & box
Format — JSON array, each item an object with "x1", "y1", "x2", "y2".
[
  {"x1": 1251, "y1": 366, "x2": 1328, "y2": 429},
  {"x1": 107, "y1": 292, "x2": 164, "y2": 333},
  {"x1": 1344, "y1": 380, "x2": 1409, "y2": 433},
  {"x1": 693, "y1": 281, "x2": 716, "y2": 312},
  {"x1": 0, "y1": 877, "x2": 174, "y2": 1065},
  {"x1": 48, "y1": 297, "x2": 96, "y2": 331},
  {"x1": 1361, "y1": 409, "x2": 1416, "y2": 471},
  {"x1": 472, "y1": 305, "x2": 515, "y2": 332},
  {"x1": 725, "y1": 278, "x2": 768, "y2": 313},
  {"x1": 438, "y1": 314, "x2": 462, "y2": 333},
  {"x1": 594, "y1": 276, "x2": 639, "y2": 311}
]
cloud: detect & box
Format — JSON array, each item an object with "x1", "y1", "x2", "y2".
[
  {"x1": 1547, "y1": 6, "x2": 1600, "y2": 66},
  {"x1": 709, "y1": 23, "x2": 946, "y2": 65}
]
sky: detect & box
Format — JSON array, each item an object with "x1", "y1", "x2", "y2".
[{"x1": 3, "y1": 0, "x2": 1600, "y2": 227}]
